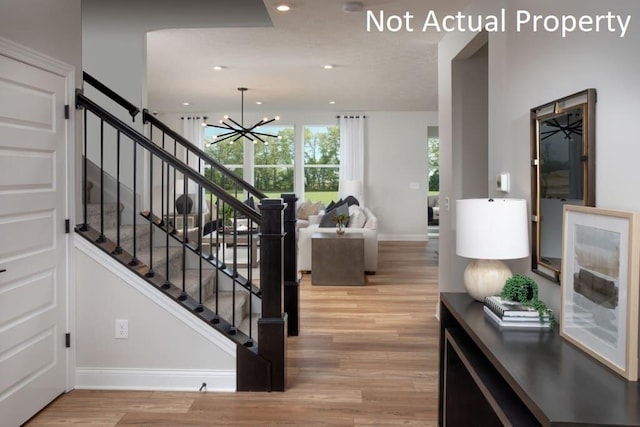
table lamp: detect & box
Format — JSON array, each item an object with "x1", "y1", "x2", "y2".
[
  {"x1": 339, "y1": 179, "x2": 363, "y2": 201},
  {"x1": 456, "y1": 198, "x2": 529, "y2": 301}
]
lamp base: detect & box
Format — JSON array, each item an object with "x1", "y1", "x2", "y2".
[{"x1": 464, "y1": 259, "x2": 513, "y2": 302}]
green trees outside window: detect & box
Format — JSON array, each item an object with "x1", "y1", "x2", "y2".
[
  {"x1": 203, "y1": 123, "x2": 340, "y2": 203},
  {"x1": 254, "y1": 126, "x2": 294, "y2": 193},
  {"x1": 304, "y1": 125, "x2": 339, "y2": 203},
  {"x1": 204, "y1": 127, "x2": 244, "y2": 194}
]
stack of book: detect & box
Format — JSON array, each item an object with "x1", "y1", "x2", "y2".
[{"x1": 484, "y1": 296, "x2": 552, "y2": 329}]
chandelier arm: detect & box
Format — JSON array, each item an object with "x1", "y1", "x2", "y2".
[
  {"x1": 243, "y1": 118, "x2": 275, "y2": 133},
  {"x1": 226, "y1": 117, "x2": 249, "y2": 131},
  {"x1": 211, "y1": 133, "x2": 242, "y2": 144},
  {"x1": 206, "y1": 123, "x2": 236, "y2": 131},
  {"x1": 250, "y1": 131, "x2": 278, "y2": 138},
  {"x1": 248, "y1": 133, "x2": 268, "y2": 144}
]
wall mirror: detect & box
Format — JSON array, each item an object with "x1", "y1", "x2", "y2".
[{"x1": 531, "y1": 89, "x2": 596, "y2": 283}]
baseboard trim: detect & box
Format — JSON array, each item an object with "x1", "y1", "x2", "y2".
[
  {"x1": 378, "y1": 234, "x2": 429, "y2": 241},
  {"x1": 75, "y1": 367, "x2": 235, "y2": 392}
]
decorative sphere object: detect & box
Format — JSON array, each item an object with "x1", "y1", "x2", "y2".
[{"x1": 175, "y1": 194, "x2": 193, "y2": 214}]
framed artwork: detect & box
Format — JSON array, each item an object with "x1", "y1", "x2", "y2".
[{"x1": 561, "y1": 205, "x2": 640, "y2": 380}]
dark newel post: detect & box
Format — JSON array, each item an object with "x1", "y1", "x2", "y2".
[
  {"x1": 258, "y1": 198, "x2": 287, "y2": 391},
  {"x1": 281, "y1": 193, "x2": 299, "y2": 336}
]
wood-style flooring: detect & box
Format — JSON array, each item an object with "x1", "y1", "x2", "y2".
[{"x1": 26, "y1": 240, "x2": 440, "y2": 426}]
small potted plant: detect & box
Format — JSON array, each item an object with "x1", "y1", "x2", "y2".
[
  {"x1": 501, "y1": 274, "x2": 556, "y2": 326},
  {"x1": 333, "y1": 213, "x2": 350, "y2": 235}
]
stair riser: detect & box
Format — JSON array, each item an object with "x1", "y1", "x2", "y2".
[
  {"x1": 86, "y1": 205, "x2": 119, "y2": 231},
  {"x1": 184, "y1": 274, "x2": 216, "y2": 302},
  {"x1": 207, "y1": 293, "x2": 248, "y2": 327}
]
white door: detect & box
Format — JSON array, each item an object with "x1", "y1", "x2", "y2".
[{"x1": 0, "y1": 46, "x2": 69, "y2": 426}]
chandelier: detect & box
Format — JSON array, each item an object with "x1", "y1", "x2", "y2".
[{"x1": 204, "y1": 87, "x2": 280, "y2": 146}]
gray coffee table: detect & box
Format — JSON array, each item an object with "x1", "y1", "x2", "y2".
[{"x1": 311, "y1": 232, "x2": 364, "y2": 285}]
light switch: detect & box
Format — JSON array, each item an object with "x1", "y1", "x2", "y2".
[
  {"x1": 497, "y1": 173, "x2": 510, "y2": 192},
  {"x1": 409, "y1": 182, "x2": 420, "y2": 190}
]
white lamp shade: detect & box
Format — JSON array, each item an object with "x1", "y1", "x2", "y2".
[
  {"x1": 339, "y1": 180, "x2": 363, "y2": 199},
  {"x1": 456, "y1": 198, "x2": 529, "y2": 260}
]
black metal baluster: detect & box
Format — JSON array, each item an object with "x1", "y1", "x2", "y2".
[
  {"x1": 129, "y1": 141, "x2": 139, "y2": 266},
  {"x1": 113, "y1": 131, "x2": 123, "y2": 255},
  {"x1": 229, "y1": 202, "x2": 238, "y2": 335},
  {"x1": 172, "y1": 139, "x2": 177, "y2": 233},
  {"x1": 246, "y1": 218, "x2": 254, "y2": 346},
  {"x1": 162, "y1": 162, "x2": 172, "y2": 290},
  {"x1": 178, "y1": 176, "x2": 188, "y2": 301},
  {"x1": 195, "y1": 181, "x2": 204, "y2": 313},
  {"x1": 96, "y1": 119, "x2": 106, "y2": 243},
  {"x1": 80, "y1": 108, "x2": 88, "y2": 231},
  {"x1": 146, "y1": 151, "x2": 155, "y2": 278},
  {"x1": 160, "y1": 132, "x2": 165, "y2": 228}
]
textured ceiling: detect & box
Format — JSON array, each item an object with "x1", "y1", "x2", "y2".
[{"x1": 146, "y1": 0, "x2": 470, "y2": 114}]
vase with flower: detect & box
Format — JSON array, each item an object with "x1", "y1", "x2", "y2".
[{"x1": 333, "y1": 213, "x2": 350, "y2": 235}]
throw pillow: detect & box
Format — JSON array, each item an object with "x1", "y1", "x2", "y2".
[
  {"x1": 348, "y1": 205, "x2": 367, "y2": 228},
  {"x1": 343, "y1": 195, "x2": 360, "y2": 207},
  {"x1": 326, "y1": 200, "x2": 336, "y2": 212},
  {"x1": 326, "y1": 198, "x2": 345, "y2": 213},
  {"x1": 319, "y1": 203, "x2": 349, "y2": 227},
  {"x1": 310, "y1": 201, "x2": 324, "y2": 216},
  {"x1": 296, "y1": 200, "x2": 313, "y2": 220}
]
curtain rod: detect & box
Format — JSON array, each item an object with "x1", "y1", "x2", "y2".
[
  {"x1": 336, "y1": 115, "x2": 366, "y2": 119},
  {"x1": 181, "y1": 116, "x2": 208, "y2": 120}
]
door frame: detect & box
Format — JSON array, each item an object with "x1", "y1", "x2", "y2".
[{"x1": 0, "y1": 36, "x2": 76, "y2": 392}]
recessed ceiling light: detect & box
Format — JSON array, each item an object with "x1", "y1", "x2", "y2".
[
  {"x1": 323, "y1": 64, "x2": 334, "y2": 70},
  {"x1": 183, "y1": 102, "x2": 190, "y2": 106},
  {"x1": 256, "y1": 101, "x2": 263, "y2": 105},
  {"x1": 329, "y1": 101, "x2": 336, "y2": 105},
  {"x1": 213, "y1": 66, "x2": 224, "y2": 71},
  {"x1": 276, "y1": 3, "x2": 291, "y2": 12}
]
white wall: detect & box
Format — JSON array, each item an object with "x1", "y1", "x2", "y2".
[
  {"x1": 0, "y1": 0, "x2": 81, "y2": 84},
  {"x1": 81, "y1": 0, "x2": 271, "y2": 113},
  {"x1": 439, "y1": 0, "x2": 640, "y2": 314},
  {"x1": 367, "y1": 111, "x2": 436, "y2": 240},
  {"x1": 74, "y1": 241, "x2": 236, "y2": 391},
  {"x1": 159, "y1": 110, "x2": 437, "y2": 240}
]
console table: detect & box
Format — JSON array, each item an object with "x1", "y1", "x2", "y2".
[{"x1": 439, "y1": 292, "x2": 640, "y2": 426}]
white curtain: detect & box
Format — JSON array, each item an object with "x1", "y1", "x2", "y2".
[
  {"x1": 181, "y1": 116, "x2": 205, "y2": 170},
  {"x1": 180, "y1": 116, "x2": 207, "y2": 216},
  {"x1": 339, "y1": 115, "x2": 365, "y2": 200}
]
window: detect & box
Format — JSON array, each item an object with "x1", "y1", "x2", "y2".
[
  {"x1": 304, "y1": 125, "x2": 340, "y2": 204},
  {"x1": 203, "y1": 125, "x2": 244, "y2": 193},
  {"x1": 253, "y1": 125, "x2": 294, "y2": 196}
]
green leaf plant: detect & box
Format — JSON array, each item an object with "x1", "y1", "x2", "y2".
[{"x1": 501, "y1": 274, "x2": 556, "y2": 327}]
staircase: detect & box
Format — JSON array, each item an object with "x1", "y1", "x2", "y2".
[
  {"x1": 84, "y1": 201, "x2": 253, "y2": 331},
  {"x1": 74, "y1": 73, "x2": 300, "y2": 391}
]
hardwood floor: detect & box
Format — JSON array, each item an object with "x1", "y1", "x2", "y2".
[{"x1": 27, "y1": 240, "x2": 440, "y2": 426}]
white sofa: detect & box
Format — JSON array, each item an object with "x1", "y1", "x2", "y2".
[{"x1": 297, "y1": 206, "x2": 378, "y2": 273}]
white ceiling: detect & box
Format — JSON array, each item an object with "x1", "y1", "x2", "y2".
[{"x1": 146, "y1": 0, "x2": 470, "y2": 114}]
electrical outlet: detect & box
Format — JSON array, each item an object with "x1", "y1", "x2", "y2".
[{"x1": 115, "y1": 319, "x2": 128, "y2": 339}]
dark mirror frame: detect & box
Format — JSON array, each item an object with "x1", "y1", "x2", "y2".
[{"x1": 531, "y1": 89, "x2": 596, "y2": 283}]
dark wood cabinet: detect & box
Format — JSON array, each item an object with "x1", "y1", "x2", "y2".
[{"x1": 439, "y1": 292, "x2": 640, "y2": 426}]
